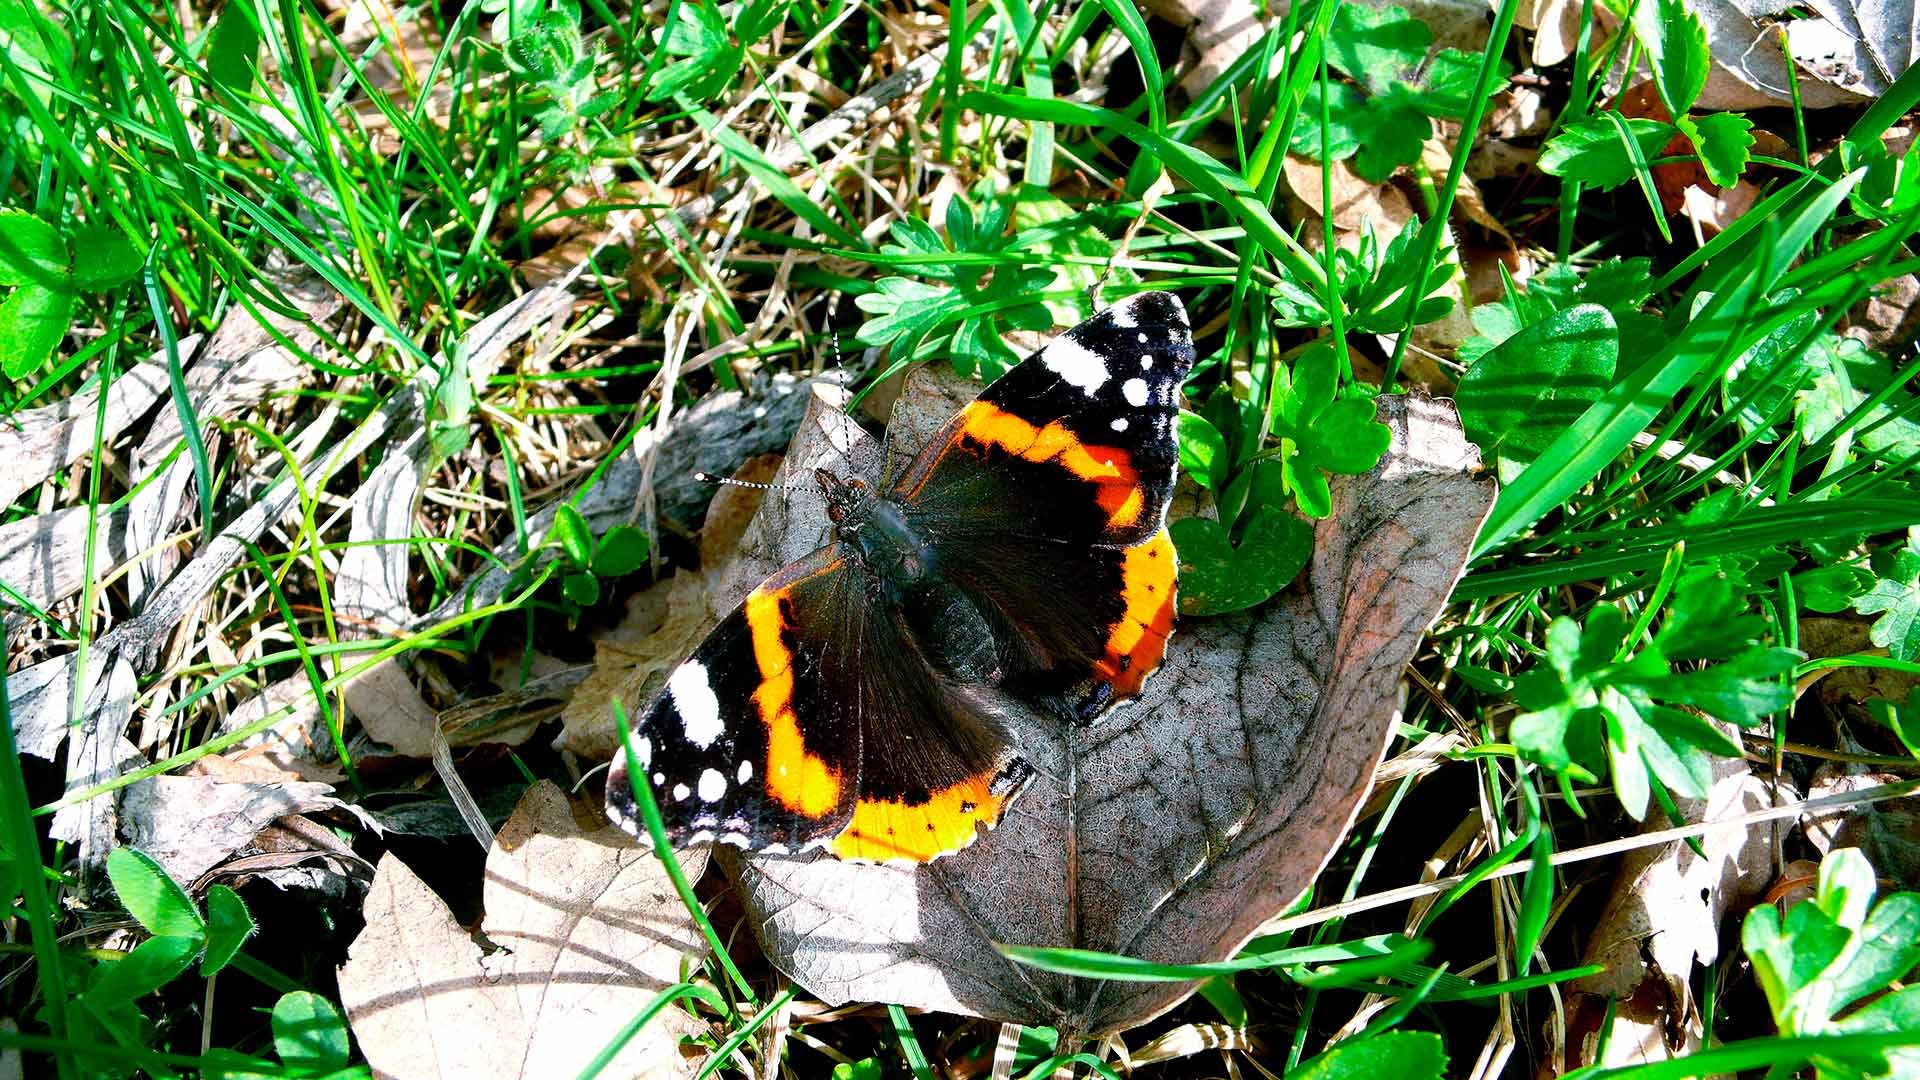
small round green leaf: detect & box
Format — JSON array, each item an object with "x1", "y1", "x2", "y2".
[
  {"x1": 1170, "y1": 505, "x2": 1314, "y2": 616},
  {"x1": 1455, "y1": 303, "x2": 1618, "y2": 465},
  {"x1": 562, "y1": 569, "x2": 601, "y2": 606},
  {"x1": 200, "y1": 884, "x2": 255, "y2": 976},
  {"x1": 272, "y1": 990, "x2": 352, "y2": 1072},
  {"x1": 0, "y1": 208, "x2": 67, "y2": 287},
  {"x1": 1176, "y1": 410, "x2": 1227, "y2": 492},
  {"x1": 67, "y1": 223, "x2": 144, "y2": 291},
  {"x1": 0, "y1": 282, "x2": 74, "y2": 380},
  {"x1": 105, "y1": 846, "x2": 205, "y2": 939},
  {"x1": 590, "y1": 524, "x2": 651, "y2": 577},
  {"x1": 552, "y1": 504, "x2": 593, "y2": 566}
]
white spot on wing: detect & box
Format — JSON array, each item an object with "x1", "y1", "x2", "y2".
[
  {"x1": 633, "y1": 736, "x2": 652, "y2": 769},
  {"x1": 652, "y1": 772, "x2": 666, "y2": 785},
  {"x1": 698, "y1": 768, "x2": 727, "y2": 802},
  {"x1": 1111, "y1": 417, "x2": 1129, "y2": 432},
  {"x1": 737, "y1": 760, "x2": 753, "y2": 784},
  {"x1": 667, "y1": 661, "x2": 724, "y2": 749},
  {"x1": 1042, "y1": 337, "x2": 1110, "y2": 396},
  {"x1": 671, "y1": 783, "x2": 691, "y2": 802},
  {"x1": 1141, "y1": 355, "x2": 1153, "y2": 369},
  {"x1": 1109, "y1": 296, "x2": 1140, "y2": 327},
  {"x1": 1122, "y1": 378, "x2": 1150, "y2": 407},
  {"x1": 1136, "y1": 332, "x2": 1149, "y2": 343}
]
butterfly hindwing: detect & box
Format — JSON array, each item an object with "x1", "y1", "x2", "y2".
[{"x1": 609, "y1": 546, "x2": 1034, "y2": 862}]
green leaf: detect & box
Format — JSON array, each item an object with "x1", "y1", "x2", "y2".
[
  {"x1": 1266, "y1": 346, "x2": 1391, "y2": 518},
  {"x1": 1289, "y1": 81, "x2": 1365, "y2": 162},
  {"x1": 1855, "y1": 543, "x2": 1920, "y2": 661},
  {"x1": 1868, "y1": 689, "x2": 1920, "y2": 758},
  {"x1": 1634, "y1": 0, "x2": 1709, "y2": 116},
  {"x1": 272, "y1": 991, "x2": 352, "y2": 1072},
  {"x1": 200, "y1": 885, "x2": 254, "y2": 976},
  {"x1": 1325, "y1": 4, "x2": 1430, "y2": 98},
  {"x1": 1644, "y1": 647, "x2": 1797, "y2": 727},
  {"x1": 1799, "y1": 564, "x2": 1878, "y2": 612},
  {"x1": 1412, "y1": 48, "x2": 1501, "y2": 117},
  {"x1": 1830, "y1": 892, "x2": 1920, "y2": 1014},
  {"x1": 106, "y1": 847, "x2": 205, "y2": 939},
  {"x1": 1683, "y1": 112, "x2": 1755, "y2": 188},
  {"x1": 0, "y1": 280, "x2": 73, "y2": 379},
  {"x1": 85, "y1": 934, "x2": 200, "y2": 1004},
  {"x1": 1290, "y1": 1031, "x2": 1447, "y2": 1080},
  {"x1": 562, "y1": 570, "x2": 600, "y2": 606},
  {"x1": 552, "y1": 504, "x2": 593, "y2": 566},
  {"x1": 0, "y1": 208, "x2": 67, "y2": 287},
  {"x1": 1346, "y1": 94, "x2": 1431, "y2": 182},
  {"x1": 1177, "y1": 410, "x2": 1227, "y2": 492},
  {"x1": 648, "y1": 0, "x2": 737, "y2": 102},
  {"x1": 1795, "y1": 334, "x2": 1920, "y2": 458},
  {"x1": 205, "y1": 1, "x2": 260, "y2": 95},
  {"x1": 1476, "y1": 168, "x2": 1858, "y2": 556},
  {"x1": 1538, "y1": 116, "x2": 1676, "y2": 190},
  {"x1": 1170, "y1": 503, "x2": 1314, "y2": 616},
  {"x1": 1456, "y1": 303, "x2": 1617, "y2": 465},
  {"x1": 590, "y1": 524, "x2": 651, "y2": 577},
  {"x1": 66, "y1": 223, "x2": 143, "y2": 291}
]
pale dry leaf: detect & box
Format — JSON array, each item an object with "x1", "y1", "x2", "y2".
[
  {"x1": 1694, "y1": 0, "x2": 1881, "y2": 109},
  {"x1": 339, "y1": 781, "x2": 709, "y2": 1080},
  {"x1": 700, "y1": 369, "x2": 1491, "y2": 1035},
  {"x1": 119, "y1": 764, "x2": 364, "y2": 888},
  {"x1": 1557, "y1": 748, "x2": 1779, "y2": 1072},
  {"x1": 49, "y1": 657, "x2": 141, "y2": 884}
]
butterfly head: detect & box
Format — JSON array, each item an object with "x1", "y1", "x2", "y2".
[{"x1": 816, "y1": 469, "x2": 873, "y2": 526}]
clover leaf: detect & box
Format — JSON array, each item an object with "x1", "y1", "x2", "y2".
[{"x1": 1262, "y1": 344, "x2": 1390, "y2": 520}]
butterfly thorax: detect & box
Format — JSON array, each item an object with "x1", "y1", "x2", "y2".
[{"x1": 816, "y1": 468, "x2": 931, "y2": 588}]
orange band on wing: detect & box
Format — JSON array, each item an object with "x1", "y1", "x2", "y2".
[
  {"x1": 745, "y1": 585, "x2": 844, "y2": 817},
  {"x1": 829, "y1": 772, "x2": 1014, "y2": 863},
  {"x1": 956, "y1": 402, "x2": 1146, "y2": 530},
  {"x1": 1091, "y1": 528, "x2": 1178, "y2": 698}
]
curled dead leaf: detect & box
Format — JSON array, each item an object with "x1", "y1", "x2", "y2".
[
  {"x1": 339, "y1": 782, "x2": 709, "y2": 1079},
  {"x1": 672, "y1": 367, "x2": 1490, "y2": 1035}
]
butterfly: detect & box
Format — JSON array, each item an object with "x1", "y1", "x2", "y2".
[{"x1": 608, "y1": 291, "x2": 1196, "y2": 863}]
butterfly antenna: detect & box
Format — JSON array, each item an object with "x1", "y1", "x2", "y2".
[{"x1": 694, "y1": 472, "x2": 780, "y2": 492}]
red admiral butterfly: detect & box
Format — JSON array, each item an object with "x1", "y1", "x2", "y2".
[{"x1": 609, "y1": 291, "x2": 1195, "y2": 863}]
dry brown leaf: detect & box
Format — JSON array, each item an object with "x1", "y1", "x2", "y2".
[
  {"x1": 684, "y1": 367, "x2": 1490, "y2": 1035},
  {"x1": 339, "y1": 782, "x2": 708, "y2": 1080},
  {"x1": 1280, "y1": 154, "x2": 1413, "y2": 238},
  {"x1": 1803, "y1": 767, "x2": 1920, "y2": 892},
  {"x1": 1556, "y1": 750, "x2": 1778, "y2": 1072}
]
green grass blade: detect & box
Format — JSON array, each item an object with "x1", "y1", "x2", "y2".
[{"x1": 1473, "y1": 169, "x2": 1862, "y2": 556}]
